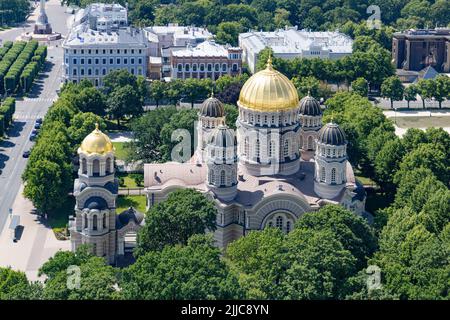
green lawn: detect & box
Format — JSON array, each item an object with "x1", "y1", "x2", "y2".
[
  {"x1": 353, "y1": 169, "x2": 376, "y2": 186},
  {"x1": 394, "y1": 116, "x2": 450, "y2": 129},
  {"x1": 117, "y1": 172, "x2": 144, "y2": 188},
  {"x1": 116, "y1": 195, "x2": 147, "y2": 213},
  {"x1": 112, "y1": 142, "x2": 129, "y2": 160},
  {"x1": 47, "y1": 196, "x2": 75, "y2": 239}
]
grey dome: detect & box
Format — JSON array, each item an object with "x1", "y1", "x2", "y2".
[
  {"x1": 299, "y1": 95, "x2": 322, "y2": 116},
  {"x1": 317, "y1": 123, "x2": 346, "y2": 146},
  {"x1": 200, "y1": 97, "x2": 224, "y2": 118},
  {"x1": 85, "y1": 197, "x2": 108, "y2": 210},
  {"x1": 116, "y1": 207, "x2": 144, "y2": 229},
  {"x1": 208, "y1": 125, "x2": 237, "y2": 148}
]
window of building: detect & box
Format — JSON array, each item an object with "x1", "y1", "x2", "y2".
[
  {"x1": 124, "y1": 58, "x2": 128, "y2": 65},
  {"x1": 209, "y1": 169, "x2": 214, "y2": 184},
  {"x1": 131, "y1": 49, "x2": 134, "y2": 54},
  {"x1": 102, "y1": 68, "x2": 106, "y2": 75},
  {"x1": 255, "y1": 139, "x2": 260, "y2": 158},
  {"x1": 185, "y1": 64, "x2": 190, "y2": 72},
  {"x1": 178, "y1": 64, "x2": 182, "y2": 71},
  {"x1": 81, "y1": 49, "x2": 84, "y2": 54},
  {"x1": 331, "y1": 168, "x2": 336, "y2": 184},
  {"x1": 200, "y1": 64, "x2": 205, "y2": 71},
  {"x1": 81, "y1": 58, "x2": 85, "y2": 65},
  {"x1": 124, "y1": 49, "x2": 127, "y2": 54},
  {"x1": 222, "y1": 63, "x2": 227, "y2": 71},
  {"x1": 286, "y1": 221, "x2": 291, "y2": 233},
  {"x1": 88, "y1": 49, "x2": 91, "y2": 54},
  {"x1": 73, "y1": 58, "x2": 77, "y2": 65},
  {"x1": 207, "y1": 64, "x2": 212, "y2": 71},
  {"x1": 138, "y1": 58, "x2": 142, "y2": 64},
  {"x1": 131, "y1": 58, "x2": 135, "y2": 64},
  {"x1": 102, "y1": 58, "x2": 106, "y2": 64},
  {"x1": 192, "y1": 64, "x2": 197, "y2": 71},
  {"x1": 88, "y1": 58, "x2": 92, "y2": 64},
  {"x1": 276, "y1": 216, "x2": 283, "y2": 230},
  {"x1": 284, "y1": 140, "x2": 289, "y2": 157},
  {"x1": 321, "y1": 167, "x2": 326, "y2": 182},
  {"x1": 215, "y1": 64, "x2": 220, "y2": 72},
  {"x1": 73, "y1": 69, "x2": 77, "y2": 76},
  {"x1": 80, "y1": 68, "x2": 85, "y2": 76},
  {"x1": 131, "y1": 68, "x2": 135, "y2": 75},
  {"x1": 88, "y1": 69, "x2": 92, "y2": 75},
  {"x1": 244, "y1": 136, "x2": 249, "y2": 156},
  {"x1": 109, "y1": 58, "x2": 113, "y2": 64},
  {"x1": 95, "y1": 58, "x2": 99, "y2": 64},
  {"x1": 95, "y1": 69, "x2": 99, "y2": 76},
  {"x1": 93, "y1": 215, "x2": 97, "y2": 231},
  {"x1": 103, "y1": 214, "x2": 106, "y2": 229},
  {"x1": 117, "y1": 58, "x2": 121, "y2": 64},
  {"x1": 220, "y1": 170, "x2": 225, "y2": 186},
  {"x1": 232, "y1": 63, "x2": 238, "y2": 71}
]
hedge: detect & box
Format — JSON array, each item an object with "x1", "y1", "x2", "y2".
[
  {"x1": 4, "y1": 40, "x2": 38, "y2": 94},
  {"x1": 20, "y1": 45, "x2": 47, "y2": 93},
  {"x1": 0, "y1": 41, "x2": 27, "y2": 94},
  {"x1": 0, "y1": 97, "x2": 15, "y2": 136},
  {"x1": 0, "y1": 41, "x2": 14, "y2": 60}
]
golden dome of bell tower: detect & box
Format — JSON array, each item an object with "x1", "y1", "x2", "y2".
[
  {"x1": 79, "y1": 123, "x2": 114, "y2": 155},
  {"x1": 238, "y1": 56, "x2": 299, "y2": 112}
]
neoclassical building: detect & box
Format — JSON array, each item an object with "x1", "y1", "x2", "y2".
[
  {"x1": 69, "y1": 124, "x2": 144, "y2": 264},
  {"x1": 144, "y1": 58, "x2": 366, "y2": 248}
]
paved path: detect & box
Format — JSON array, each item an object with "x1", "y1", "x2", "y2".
[
  {"x1": 109, "y1": 131, "x2": 134, "y2": 142},
  {"x1": 0, "y1": 185, "x2": 70, "y2": 282}
]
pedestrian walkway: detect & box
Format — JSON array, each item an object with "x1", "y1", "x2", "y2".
[
  {"x1": 0, "y1": 185, "x2": 70, "y2": 282},
  {"x1": 22, "y1": 97, "x2": 56, "y2": 102},
  {"x1": 383, "y1": 109, "x2": 450, "y2": 118}
]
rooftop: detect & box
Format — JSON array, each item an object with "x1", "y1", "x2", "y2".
[
  {"x1": 240, "y1": 27, "x2": 353, "y2": 54},
  {"x1": 172, "y1": 40, "x2": 239, "y2": 58}
]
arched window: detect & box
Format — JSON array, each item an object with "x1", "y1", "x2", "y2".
[
  {"x1": 93, "y1": 215, "x2": 98, "y2": 231},
  {"x1": 209, "y1": 169, "x2": 215, "y2": 184},
  {"x1": 103, "y1": 214, "x2": 107, "y2": 229},
  {"x1": 284, "y1": 139, "x2": 289, "y2": 157},
  {"x1": 84, "y1": 214, "x2": 88, "y2": 229},
  {"x1": 185, "y1": 64, "x2": 190, "y2": 72},
  {"x1": 286, "y1": 221, "x2": 291, "y2": 233},
  {"x1": 192, "y1": 64, "x2": 197, "y2": 71},
  {"x1": 222, "y1": 63, "x2": 227, "y2": 71},
  {"x1": 244, "y1": 136, "x2": 249, "y2": 157},
  {"x1": 92, "y1": 159, "x2": 100, "y2": 176},
  {"x1": 200, "y1": 64, "x2": 205, "y2": 71},
  {"x1": 82, "y1": 158, "x2": 87, "y2": 174},
  {"x1": 299, "y1": 135, "x2": 303, "y2": 150},
  {"x1": 308, "y1": 136, "x2": 313, "y2": 150},
  {"x1": 331, "y1": 168, "x2": 336, "y2": 184},
  {"x1": 215, "y1": 64, "x2": 220, "y2": 72},
  {"x1": 321, "y1": 167, "x2": 326, "y2": 182},
  {"x1": 177, "y1": 64, "x2": 182, "y2": 71},
  {"x1": 105, "y1": 158, "x2": 111, "y2": 174},
  {"x1": 276, "y1": 216, "x2": 283, "y2": 230},
  {"x1": 269, "y1": 140, "x2": 274, "y2": 157},
  {"x1": 207, "y1": 64, "x2": 212, "y2": 71},
  {"x1": 220, "y1": 170, "x2": 226, "y2": 186}
]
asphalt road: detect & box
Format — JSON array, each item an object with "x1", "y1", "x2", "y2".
[{"x1": 0, "y1": 2, "x2": 71, "y2": 234}]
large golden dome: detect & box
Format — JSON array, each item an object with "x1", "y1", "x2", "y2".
[
  {"x1": 79, "y1": 123, "x2": 114, "y2": 155},
  {"x1": 238, "y1": 57, "x2": 299, "y2": 112}
]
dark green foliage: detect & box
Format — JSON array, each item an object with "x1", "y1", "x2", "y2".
[
  {"x1": 136, "y1": 189, "x2": 217, "y2": 254},
  {"x1": 121, "y1": 234, "x2": 243, "y2": 299}
]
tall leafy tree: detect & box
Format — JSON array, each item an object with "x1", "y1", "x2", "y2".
[
  {"x1": 381, "y1": 76, "x2": 404, "y2": 108},
  {"x1": 136, "y1": 189, "x2": 217, "y2": 255},
  {"x1": 121, "y1": 235, "x2": 243, "y2": 300}
]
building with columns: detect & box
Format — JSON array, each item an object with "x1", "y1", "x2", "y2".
[
  {"x1": 143, "y1": 58, "x2": 367, "y2": 248},
  {"x1": 69, "y1": 124, "x2": 144, "y2": 264}
]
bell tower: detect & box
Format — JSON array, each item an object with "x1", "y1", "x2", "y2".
[{"x1": 69, "y1": 124, "x2": 118, "y2": 264}]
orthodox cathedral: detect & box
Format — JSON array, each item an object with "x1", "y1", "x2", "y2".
[
  {"x1": 143, "y1": 58, "x2": 366, "y2": 248},
  {"x1": 70, "y1": 58, "x2": 366, "y2": 263}
]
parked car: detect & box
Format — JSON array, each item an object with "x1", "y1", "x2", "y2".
[
  {"x1": 34, "y1": 123, "x2": 41, "y2": 129},
  {"x1": 29, "y1": 133, "x2": 37, "y2": 141},
  {"x1": 31, "y1": 129, "x2": 38, "y2": 135},
  {"x1": 23, "y1": 150, "x2": 31, "y2": 158},
  {"x1": 35, "y1": 118, "x2": 43, "y2": 124}
]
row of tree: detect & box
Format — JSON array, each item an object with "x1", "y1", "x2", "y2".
[
  {"x1": 257, "y1": 36, "x2": 395, "y2": 90},
  {"x1": 22, "y1": 82, "x2": 106, "y2": 216},
  {"x1": 0, "y1": 97, "x2": 15, "y2": 136},
  {"x1": 0, "y1": 41, "x2": 27, "y2": 94}
]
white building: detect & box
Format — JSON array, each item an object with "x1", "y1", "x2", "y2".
[
  {"x1": 63, "y1": 3, "x2": 148, "y2": 86},
  {"x1": 239, "y1": 26, "x2": 353, "y2": 73}
]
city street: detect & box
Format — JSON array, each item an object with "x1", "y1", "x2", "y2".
[{"x1": 0, "y1": 2, "x2": 70, "y2": 243}]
